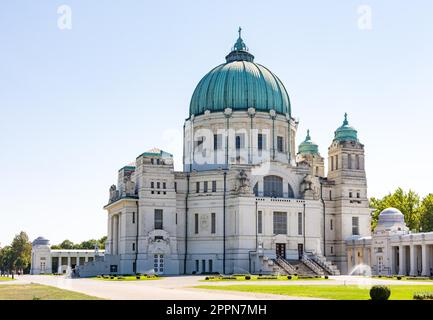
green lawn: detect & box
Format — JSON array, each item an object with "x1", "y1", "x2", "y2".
[
  {"x1": 0, "y1": 284, "x2": 102, "y2": 300},
  {"x1": 195, "y1": 284, "x2": 433, "y2": 300},
  {"x1": 0, "y1": 276, "x2": 15, "y2": 282},
  {"x1": 93, "y1": 275, "x2": 161, "y2": 281},
  {"x1": 201, "y1": 275, "x2": 330, "y2": 282}
]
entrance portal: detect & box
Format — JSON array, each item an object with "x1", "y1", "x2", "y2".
[{"x1": 276, "y1": 243, "x2": 286, "y2": 259}]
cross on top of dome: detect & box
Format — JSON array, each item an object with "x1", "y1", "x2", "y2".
[{"x1": 226, "y1": 27, "x2": 254, "y2": 62}]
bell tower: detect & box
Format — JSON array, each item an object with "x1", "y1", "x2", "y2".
[
  {"x1": 296, "y1": 129, "x2": 325, "y2": 177},
  {"x1": 327, "y1": 113, "x2": 371, "y2": 274}
]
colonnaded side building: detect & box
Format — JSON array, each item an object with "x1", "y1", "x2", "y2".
[{"x1": 31, "y1": 30, "x2": 433, "y2": 277}]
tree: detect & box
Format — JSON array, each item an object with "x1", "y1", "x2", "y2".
[
  {"x1": 0, "y1": 246, "x2": 14, "y2": 274},
  {"x1": 58, "y1": 240, "x2": 74, "y2": 249},
  {"x1": 10, "y1": 231, "x2": 32, "y2": 273},
  {"x1": 420, "y1": 194, "x2": 433, "y2": 232},
  {"x1": 370, "y1": 188, "x2": 421, "y2": 231}
]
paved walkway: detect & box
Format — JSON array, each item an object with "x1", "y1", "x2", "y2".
[{"x1": 2, "y1": 275, "x2": 432, "y2": 300}]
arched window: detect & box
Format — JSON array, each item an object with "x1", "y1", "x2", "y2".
[
  {"x1": 287, "y1": 183, "x2": 295, "y2": 198},
  {"x1": 263, "y1": 175, "x2": 283, "y2": 198},
  {"x1": 253, "y1": 182, "x2": 259, "y2": 196}
]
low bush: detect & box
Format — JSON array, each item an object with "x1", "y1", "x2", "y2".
[
  {"x1": 257, "y1": 276, "x2": 277, "y2": 280},
  {"x1": 287, "y1": 275, "x2": 292, "y2": 280},
  {"x1": 413, "y1": 292, "x2": 433, "y2": 300},
  {"x1": 396, "y1": 276, "x2": 402, "y2": 280},
  {"x1": 324, "y1": 275, "x2": 329, "y2": 279},
  {"x1": 205, "y1": 277, "x2": 209, "y2": 280},
  {"x1": 221, "y1": 276, "x2": 236, "y2": 280},
  {"x1": 245, "y1": 275, "x2": 251, "y2": 280},
  {"x1": 370, "y1": 285, "x2": 391, "y2": 300}
]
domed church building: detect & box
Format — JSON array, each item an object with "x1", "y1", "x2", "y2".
[{"x1": 78, "y1": 30, "x2": 373, "y2": 276}]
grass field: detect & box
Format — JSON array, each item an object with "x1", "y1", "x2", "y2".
[
  {"x1": 195, "y1": 284, "x2": 433, "y2": 300},
  {"x1": 0, "y1": 284, "x2": 102, "y2": 300},
  {"x1": 93, "y1": 275, "x2": 161, "y2": 281},
  {"x1": 0, "y1": 276, "x2": 15, "y2": 282},
  {"x1": 201, "y1": 275, "x2": 330, "y2": 282}
]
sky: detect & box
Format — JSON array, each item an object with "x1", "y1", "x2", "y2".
[{"x1": 0, "y1": 0, "x2": 432, "y2": 246}]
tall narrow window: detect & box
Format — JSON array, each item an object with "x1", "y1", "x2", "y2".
[
  {"x1": 235, "y1": 135, "x2": 242, "y2": 149},
  {"x1": 132, "y1": 212, "x2": 135, "y2": 224},
  {"x1": 212, "y1": 180, "x2": 217, "y2": 192},
  {"x1": 356, "y1": 155, "x2": 360, "y2": 169},
  {"x1": 154, "y1": 209, "x2": 163, "y2": 230},
  {"x1": 151, "y1": 158, "x2": 154, "y2": 165},
  {"x1": 175, "y1": 213, "x2": 178, "y2": 224},
  {"x1": 329, "y1": 190, "x2": 332, "y2": 200},
  {"x1": 211, "y1": 213, "x2": 216, "y2": 234},
  {"x1": 298, "y1": 212, "x2": 303, "y2": 235},
  {"x1": 352, "y1": 216, "x2": 359, "y2": 235},
  {"x1": 195, "y1": 260, "x2": 199, "y2": 273},
  {"x1": 209, "y1": 260, "x2": 213, "y2": 273},
  {"x1": 258, "y1": 134, "x2": 263, "y2": 150},
  {"x1": 156, "y1": 158, "x2": 160, "y2": 165},
  {"x1": 277, "y1": 136, "x2": 284, "y2": 152},
  {"x1": 196, "y1": 182, "x2": 200, "y2": 193},
  {"x1": 273, "y1": 212, "x2": 287, "y2": 235},
  {"x1": 163, "y1": 182, "x2": 166, "y2": 189},
  {"x1": 132, "y1": 243, "x2": 135, "y2": 251},
  {"x1": 348, "y1": 154, "x2": 352, "y2": 169},
  {"x1": 257, "y1": 211, "x2": 263, "y2": 234},
  {"x1": 151, "y1": 181, "x2": 154, "y2": 188},
  {"x1": 349, "y1": 192, "x2": 353, "y2": 198},
  {"x1": 213, "y1": 134, "x2": 222, "y2": 150},
  {"x1": 253, "y1": 183, "x2": 259, "y2": 196},
  {"x1": 194, "y1": 214, "x2": 199, "y2": 234},
  {"x1": 330, "y1": 219, "x2": 333, "y2": 231},
  {"x1": 157, "y1": 182, "x2": 160, "y2": 189},
  {"x1": 174, "y1": 182, "x2": 177, "y2": 192},
  {"x1": 335, "y1": 156, "x2": 339, "y2": 170},
  {"x1": 331, "y1": 156, "x2": 334, "y2": 171},
  {"x1": 287, "y1": 184, "x2": 295, "y2": 198},
  {"x1": 204, "y1": 181, "x2": 208, "y2": 193}
]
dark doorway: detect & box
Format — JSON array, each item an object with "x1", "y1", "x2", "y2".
[
  {"x1": 298, "y1": 243, "x2": 304, "y2": 259},
  {"x1": 276, "y1": 243, "x2": 286, "y2": 259}
]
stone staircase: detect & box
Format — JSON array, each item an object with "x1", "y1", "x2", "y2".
[{"x1": 306, "y1": 253, "x2": 340, "y2": 276}]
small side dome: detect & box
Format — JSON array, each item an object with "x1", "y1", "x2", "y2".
[
  {"x1": 298, "y1": 129, "x2": 319, "y2": 155},
  {"x1": 378, "y1": 207, "x2": 405, "y2": 226},
  {"x1": 32, "y1": 236, "x2": 50, "y2": 246},
  {"x1": 334, "y1": 113, "x2": 358, "y2": 142}
]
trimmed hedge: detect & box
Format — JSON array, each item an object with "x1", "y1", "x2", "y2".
[
  {"x1": 413, "y1": 292, "x2": 433, "y2": 300},
  {"x1": 370, "y1": 285, "x2": 391, "y2": 300}
]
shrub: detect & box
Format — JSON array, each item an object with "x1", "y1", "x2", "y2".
[
  {"x1": 324, "y1": 275, "x2": 329, "y2": 279},
  {"x1": 370, "y1": 285, "x2": 391, "y2": 300},
  {"x1": 245, "y1": 275, "x2": 251, "y2": 280},
  {"x1": 205, "y1": 277, "x2": 209, "y2": 280},
  {"x1": 396, "y1": 276, "x2": 402, "y2": 280},
  {"x1": 287, "y1": 275, "x2": 292, "y2": 280},
  {"x1": 413, "y1": 292, "x2": 433, "y2": 300},
  {"x1": 136, "y1": 276, "x2": 141, "y2": 280},
  {"x1": 258, "y1": 274, "x2": 262, "y2": 277}
]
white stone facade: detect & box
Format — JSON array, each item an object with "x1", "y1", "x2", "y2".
[{"x1": 30, "y1": 237, "x2": 104, "y2": 275}]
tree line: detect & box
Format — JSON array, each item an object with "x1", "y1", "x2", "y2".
[
  {"x1": 370, "y1": 188, "x2": 433, "y2": 231},
  {"x1": 50, "y1": 237, "x2": 107, "y2": 250}
]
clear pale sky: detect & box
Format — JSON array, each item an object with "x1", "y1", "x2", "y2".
[{"x1": 1, "y1": 1, "x2": 432, "y2": 246}]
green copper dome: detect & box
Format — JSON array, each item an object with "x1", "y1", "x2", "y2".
[
  {"x1": 298, "y1": 130, "x2": 319, "y2": 155},
  {"x1": 334, "y1": 113, "x2": 358, "y2": 142},
  {"x1": 189, "y1": 28, "x2": 291, "y2": 117}
]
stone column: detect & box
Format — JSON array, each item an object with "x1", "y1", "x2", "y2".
[
  {"x1": 389, "y1": 246, "x2": 395, "y2": 275},
  {"x1": 58, "y1": 256, "x2": 62, "y2": 273},
  {"x1": 399, "y1": 245, "x2": 405, "y2": 275},
  {"x1": 76, "y1": 256, "x2": 80, "y2": 267},
  {"x1": 363, "y1": 247, "x2": 369, "y2": 265},
  {"x1": 409, "y1": 245, "x2": 416, "y2": 276},
  {"x1": 85, "y1": 256, "x2": 89, "y2": 263},
  {"x1": 67, "y1": 256, "x2": 71, "y2": 269},
  {"x1": 422, "y1": 244, "x2": 429, "y2": 276}
]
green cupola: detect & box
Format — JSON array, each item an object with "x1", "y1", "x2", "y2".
[
  {"x1": 298, "y1": 130, "x2": 319, "y2": 155},
  {"x1": 334, "y1": 113, "x2": 358, "y2": 142},
  {"x1": 189, "y1": 28, "x2": 291, "y2": 117}
]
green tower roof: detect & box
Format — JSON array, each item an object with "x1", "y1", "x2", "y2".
[
  {"x1": 298, "y1": 129, "x2": 319, "y2": 155},
  {"x1": 189, "y1": 28, "x2": 291, "y2": 117},
  {"x1": 334, "y1": 113, "x2": 358, "y2": 142}
]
